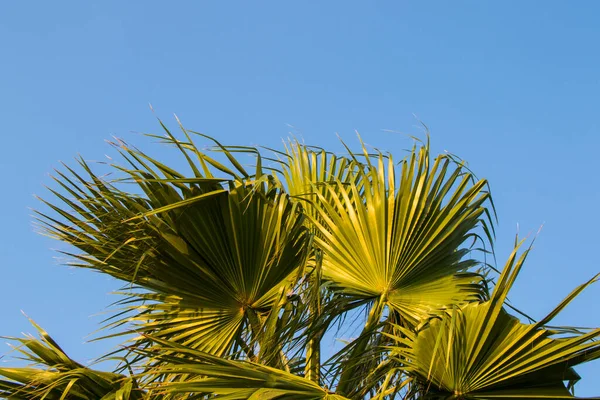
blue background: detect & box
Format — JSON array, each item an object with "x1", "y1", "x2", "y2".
[{"x1": 1, "y1": 1, "x2": 598, "y2": 395}]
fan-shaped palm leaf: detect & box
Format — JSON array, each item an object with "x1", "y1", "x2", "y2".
[
  {"x1": 36, "y1": 125, "x2": 309, "y2": 364},
  {"x1": 306, "y1": 139, "x2": 494, "y2": 396},
  {"x1": 389, "y1": 239, "x2": 600, "y2": 399},
  {"x1": 310, "y1": 140, "x2": 493, "y2": 325}
]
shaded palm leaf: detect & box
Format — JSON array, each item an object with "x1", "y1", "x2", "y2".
[
  {"x1": 36, "y1": 126, "x2": 309, "y2": 362},
  {"x1": 141, "y1": 337, "x2": 348, "y2": 400}
]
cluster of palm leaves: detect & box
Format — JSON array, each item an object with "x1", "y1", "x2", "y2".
[{"x1": 2, "y1": 120, "x2": 598, "y2": 399}]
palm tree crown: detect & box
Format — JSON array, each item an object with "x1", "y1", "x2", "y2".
[{"x1": 1, "y1": 121, "x2": 598, "y2": 399}]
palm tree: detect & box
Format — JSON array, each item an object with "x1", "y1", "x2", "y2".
[{"x1": 1, "y1": 120, "x2": 598, "y2": 399}]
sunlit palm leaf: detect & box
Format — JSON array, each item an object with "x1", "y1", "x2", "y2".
[
  {"x1": 310, "y1": 140, "x2": 492, "y2": 324},
  {"x1": 268, "y1": 140, "x2": 363, "y2": 222},
  {"x1": 268, "y1": 140, "x2": 371, "y2": 383},
  {"x1": 0, "y1": 321, "x2": 142, "y2": 400},
  {"x1": 389, "y1": 240, "x2": 600, "y2": 399},
  {"x1": 309, "y1": 139, "x2": 493, "y2": 396},
  {"x1": 21, "y1": 121, "x2": 599, "y2": 400}
]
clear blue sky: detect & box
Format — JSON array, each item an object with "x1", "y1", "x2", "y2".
[{"x1": 1, "y1": 1, "x2": 599, "y2": 395}]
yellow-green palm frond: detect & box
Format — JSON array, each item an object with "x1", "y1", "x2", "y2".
[
  {"x1": 389, "y1": 240, "x2": 600, "y2": 399},
  {"x1": 0, "y1": 321, "x2": 142, "y2": 400},
  {"x1": 310, "y1": 138, "x2": 493, "y2": 326}
]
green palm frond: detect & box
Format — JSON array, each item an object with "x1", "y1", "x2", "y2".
[
  {"x1": 36, "y1": 125, "x2": 309, "y2": 362},
  {"x1": 389, "y1": 239, "x2": 600, "y2": 399},
  {"x1": 139, "y1": 337, "x2": 348, "y2": 400},
  {"x1": 0, "y1": 321, "x2": 142, "y2": 400},
  {"x1": 18, "y1": 120, "x2": 598, "y2": 399}
]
